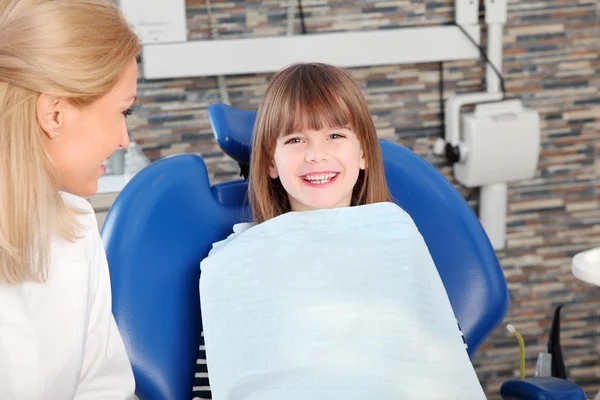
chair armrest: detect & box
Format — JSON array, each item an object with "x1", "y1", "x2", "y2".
[{"x1": 500, "y1": 377, "x2": 586, "y2": 400}]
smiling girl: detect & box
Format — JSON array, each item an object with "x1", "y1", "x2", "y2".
[{"x1": 199, "y1": 63, "x2": 485, "y2": 400}]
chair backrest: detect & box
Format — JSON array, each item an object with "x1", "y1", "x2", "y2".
[{"x1": 101, "y1": 102, "x2": 509, "y2": 400}]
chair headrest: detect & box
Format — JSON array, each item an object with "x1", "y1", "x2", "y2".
[{"x1": 208, "y1": 103, "x2": 256, "y2": 173}]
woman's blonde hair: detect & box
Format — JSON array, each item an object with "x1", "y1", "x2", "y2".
[
  {"x1": 0, "y1": 0, "x2": 141, "y2": 283},
  {"x1": 248, "y1": 63, "x2": 390, "y2": 223}
]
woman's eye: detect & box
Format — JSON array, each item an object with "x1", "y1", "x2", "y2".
[{"x1": 122, "y1": 108, "x2": 134, "y2": 118}]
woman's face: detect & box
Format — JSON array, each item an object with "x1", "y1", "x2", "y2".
[{"x1": 40, "y1": 59, "x2": 138, "y2": 197}]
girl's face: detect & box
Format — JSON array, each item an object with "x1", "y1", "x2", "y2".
[{"x1": 268, "y1": 124, "x2": 366, "y2": 212}]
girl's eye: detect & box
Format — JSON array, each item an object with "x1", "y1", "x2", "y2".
[
  {"x1": 122, "y1": 108, "x2": 134, "y2": 118},
  {"x1": 330, "y1": 133, "x2": 346, "y2": 139},
  {"x1": 285, "y1": 137, "x2": 303, "y2": 144}
]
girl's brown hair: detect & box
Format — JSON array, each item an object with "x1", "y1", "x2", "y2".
[{"x1": 248, "y1": 63, "x2": 390, "y2": 223}]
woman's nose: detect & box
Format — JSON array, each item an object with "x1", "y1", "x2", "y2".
[{"x1": 119, "y1": 125, "x2": 131, "y2": 149}]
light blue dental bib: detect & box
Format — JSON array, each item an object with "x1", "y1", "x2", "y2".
[{"x1": 200, "y1": 202, "x2": 486, "y2": 400}]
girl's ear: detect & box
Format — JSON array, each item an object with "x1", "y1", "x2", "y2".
[
  {"x1": 268, "y1": 160, "x2": 279, "y2": 178},
  {"x1": 359, "y1": 149, "x2": 366, "y2": 170}
]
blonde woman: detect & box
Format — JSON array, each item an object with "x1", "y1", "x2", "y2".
[{"x1": 0, "y1": 0, "x2": 141, "y2": 398}]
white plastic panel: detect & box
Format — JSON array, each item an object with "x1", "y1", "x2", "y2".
[
  {"x1": 119, "y1": 0, "x2": 187, "y2": 44},
  {"x1": 141, "y1": 25, "x2": 481, "y2": 79},
  {"x1": 484, "y1": 0, "x2": 508, "y2": 24},
  {"x1": 455, "y1": 101, "x2": 541, "y2": 187},
  {"x1": 455, "y1": 0, "x2": 479, "y2": 25}
]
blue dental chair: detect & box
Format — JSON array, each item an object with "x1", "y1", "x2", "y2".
[{"x1": 101, "y1": 102, "x2": 586, "y2": 400}]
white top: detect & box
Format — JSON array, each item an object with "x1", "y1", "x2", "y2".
[{"x1": 0, "y1": 192, "x2": 135, "y2": 400}]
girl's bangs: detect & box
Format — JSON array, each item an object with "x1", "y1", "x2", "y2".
[{"x1": 275, "y1": 81, "x2": 354, "y2": 139}]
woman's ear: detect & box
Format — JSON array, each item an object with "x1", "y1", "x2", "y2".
[{"x1": 36, "y1": 93, "x2": 63, "y2": 140}]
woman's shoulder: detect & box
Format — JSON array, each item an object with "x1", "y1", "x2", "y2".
[
  {"x1": 60, "y1": 191, "x2": 94, "y2": 213},
  {"x1": 54, "y1": 192, "x2": 100, "y2": 263},
  {"x1": 60, "y1": 192, "x2": 97, "y2": 229}
]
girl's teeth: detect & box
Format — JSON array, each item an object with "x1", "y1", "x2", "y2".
[{"x1": 304, "y1": 173, "x2": 337, "y2": 182}]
